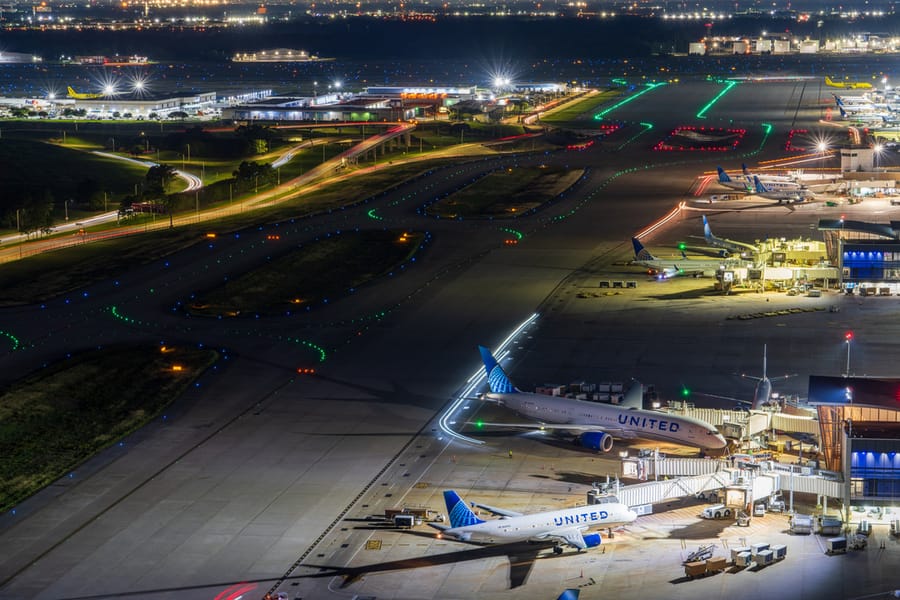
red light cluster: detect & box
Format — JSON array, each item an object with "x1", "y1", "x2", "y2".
[
  {"x1": 785, "y1": 129, "x2": 808, "y2": 152},
  {"x1": 504, "y1": 239, "x2": 518, "y2": 245},
  {"x1": 297, "y1": 367, "x2": 316, "y2": 374},
  {"x1": 566, "y1": 139, "x2": 596, "y2": 151},
  {"x1": 652, "y1": 126, "x2": 747, "y2": 152},
  {"x1": 597, "y1": 123, "x2": 622, "y2": 135},
  {"x1": 266, "y1": 234, "x2": 281, "y2": 240}
]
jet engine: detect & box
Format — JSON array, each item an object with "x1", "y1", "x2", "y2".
[
  {"x1": 583, "y1": 533, "x2": 602, "y2": 548},
  {"x1": 579, "y1": 431, "x2": 614, "y2": 452}
]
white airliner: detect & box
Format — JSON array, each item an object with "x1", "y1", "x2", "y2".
[
  {"x1": 715, "y1": 166, "x2": 752, "y2": 191},
  {"x1": 752, "y1": 176, "x2": 815, "y2": 203},
  {"x1": 430, "y1": 489, "x2": 637, "y2": 553},
  {"x1": 474, "y1": 345, "x2": 728, "y2": 452},
  {"x1": 741, "y1": 163, "x2": 795, "y2": 184},
  {"x1": 702, "y1": 215, "x2": 757, "y2": 257},
  {"x1": 632, "y1": 237, "x2": 727, "y2": 279}
]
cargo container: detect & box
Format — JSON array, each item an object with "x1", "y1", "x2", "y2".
[
  {"x1": 735, "y1": 551, "x2": 753, "y2": 567},
  {"x1": 826, "y1": 537, "x2": 847, "y2": 554},
  {"x1": 891, "y1": 520, "x2": 900, "y2": 536},
  {"x1": 684, "y1": 561, "x2": 707, "y2": 579},
  {"x1": 751, "y1": 542, "x2": 770, "y2": 556},
  {"x1": 706, "y1": 556, "x2": 728, "y2": 573},
  {"x1": 819, "y1": 517, "x2": 843, "y2": 536},
  {"x1": 790, "y1": 514, "x2": 814, "y2": 534},
  {"x1": 857, "y1": 520, "x2": 872, "y2": 536},
  {"x1": 771, "y1": 544, "x2": 787, "y2": 560},
  {"x1": 731, "y1": 547, "x2": 751, "y2": 561}
]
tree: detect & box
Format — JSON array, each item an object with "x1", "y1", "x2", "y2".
[{"x1": 145, "y1": 164, "x2": 177, "y2": 196}]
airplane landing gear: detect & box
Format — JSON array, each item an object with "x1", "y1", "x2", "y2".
[{"x1": 553, "y1": 546, "x2": 564, "y2": 555}]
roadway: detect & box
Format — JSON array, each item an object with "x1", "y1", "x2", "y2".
[{"x1": 2, "y1": 77, "x2": 900, "y2": 600}]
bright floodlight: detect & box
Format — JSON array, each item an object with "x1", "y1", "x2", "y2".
[
  {"x1": 875, "y1": 143, "x2": 884, "y2": 153},
  {"x1": 48, "y1": 92, "x2": 55, "y2": 100},
  {"x1": 817, "y1": 142, "x2": 828, "y2": 152},
  {"x1": 334, "y1": 80, "x2": 341, "y2": 89},
  {"x1": 103, "y1": 84, "x2": 116, "y2": 96}
]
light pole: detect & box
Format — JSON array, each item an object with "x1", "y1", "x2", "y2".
[{"x1": 844, "y1": 331, "x2": 853, "y2": 377}]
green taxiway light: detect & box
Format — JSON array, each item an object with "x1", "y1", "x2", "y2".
[
  {"x1": 1, "y1": 330, "x2": 20, "y2": 351},
  {"x1": 681, "y1": 387, "x2": 690, "y2": 397},
  {"x1": 594, "y1": 82, "x2": 666, "y2": 121},
  {"x1": 696, "y1": 80, "x2": 738, "y2": 119}
]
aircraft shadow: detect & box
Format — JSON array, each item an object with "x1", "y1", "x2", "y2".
[
  {"x1": 298, "y1": 540, "x2": 558, "y2": 589},
  {"x1": 666, "y1": 518, "x2": 733, "y2": 540},
  {"x1": 54, "y1": 542, "x2": 559, "y2": 599}
]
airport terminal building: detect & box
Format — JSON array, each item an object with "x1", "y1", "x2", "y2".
[{"x1": 810, "y1": 375, "x2": 900, "y2": 506}]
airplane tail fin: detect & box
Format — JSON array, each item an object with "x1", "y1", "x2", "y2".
[
  {"x1": 478, "y1": 345, "x2": 516, "y2": 394},
  {"x1": 621, "y1": 380, "x2": 643, "y2": 408},
  {"x1": 632, "y1": 237, "x2": 656, "y2": 261},
  {"x1": 839, "y1": 106, "x2": 848, "y2": 119},
  {"x1": 741, "y1": 163, "x2": 750, "y2": 176},
  {"x1": 716, "y1": 166, "x2": 731, "y2": 183},
  {"x1": 443, "y1": 490, "x2": 485, "y2": 528},
  {"x1": 702, "y1": 215, "x2": 713, "y2": 242},
  {"x1": 67, "y1": 86, "x2": 76, "y2": 97},
  {"x1": 753, "y1": 175, "x2": 767, "y2": 193}
]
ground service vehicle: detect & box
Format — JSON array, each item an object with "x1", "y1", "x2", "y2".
[{"x1": 702, "y1": 504, "x2": 732, "y2": 519}]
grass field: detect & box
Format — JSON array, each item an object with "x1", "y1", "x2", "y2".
[
  {"x1": 0, "y1": 139, "x2": 148, "y2": 205},
  {"x1": 426, "y1": 165, "x2": 585, "y2": 218},
  {"x1": 539, "y1": 90, "x2": 623, "y2": 126},
  {"x1": 0, "y1": 344, "x2": 218, "y2": 513},
  {"x1": 187, "y1": 229, "x2": 425, "y2": 317},
  {"x1": 0, "y1": 157, "x2": 465, "y2": 305}
]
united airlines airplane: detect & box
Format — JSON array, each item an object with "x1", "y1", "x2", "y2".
[
  {"x1": 715, "y1": 166, "x2": 752, "y2": 191},
  {"x1": 430, "y1": 490, "x2": 637, "y2": 554},
  {"x1": 632, "y1": 237, "x2": 726, "y2": 279},
  {"x1": 702, "y1": 215, "x2": 757, "y2": 257},
  {"x1": 474, "y1": 345, "x2": 728, "y2": 452}
]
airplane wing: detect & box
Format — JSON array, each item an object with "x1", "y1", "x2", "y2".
[
  {"x1": 469, "y1": 501, "x2": 523, "y2": 518},
  {"x1": 538, "y1": 527, "x2": 589, "y2": 549},
  {"x1": 466, "y1": 420, "x2": 633, "y2": 437}
]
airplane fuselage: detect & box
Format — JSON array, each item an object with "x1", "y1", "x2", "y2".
[
  {"x1": 445, "y1": 502, "x2": 636, "y2": 544},
  {"x1": 485, "y1": 391, "x2": 728, "y2": 449}
]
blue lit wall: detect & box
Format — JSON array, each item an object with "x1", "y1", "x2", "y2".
[
  {"x1": 843, "y1": 243, "x2": 900, "y2": 282},
  {"x1": 851, "y1": 441, "x2": 900, "y2": 498}
]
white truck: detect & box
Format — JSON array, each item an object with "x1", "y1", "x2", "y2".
[{"x1": 702, "y1": 504, "x2": 733, "y2": 520}]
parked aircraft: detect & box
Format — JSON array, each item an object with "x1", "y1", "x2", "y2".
[
  {"x1": 741, "y1": 163, "x2": 795, "y2": 184},
  {"x1": 752, "y1": 176, "x2": 814, "y2": 203},
  {"x1": 632, "y1": 237, "x2": 727, "y2": 279},
  {"x1": 715, "y1": 166, "x2": 752, "y2": 191},
  {"x1": 742, "y1": 344, "x2": 797, "y2": 410},
  {"x1": 702, "y1": 215, "x2": 758, "y2": 257},
  {"x1": 699, "y1": 345, "x2": 794, "y2": 410},
  {"x1": 66, "y1": 86, "x2": 103, "y2": 99},
  {"x1": 825, "y1": 76, "x2": 873, "y2": 90},
  {"x1": 430, "y1": 489, "x2": 637, "y2": 553},
  {"x1": 473, "y1": 345, "x2": 728, "y2": 451}
]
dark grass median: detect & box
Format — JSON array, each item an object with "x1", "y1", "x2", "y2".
[
  {"x1": 187, "y1": 229, "x2": 425, "y2": 317},
  {"x1": 0, "y1": 344, "x2": 218, "y2": 513}
]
